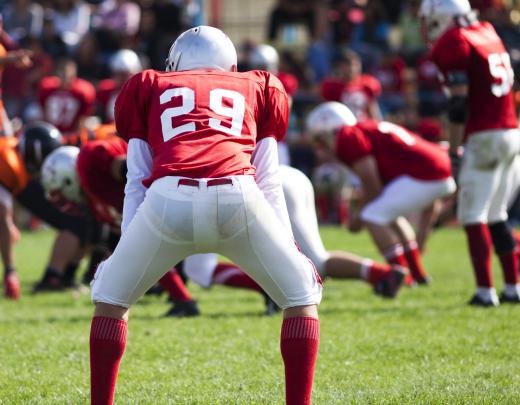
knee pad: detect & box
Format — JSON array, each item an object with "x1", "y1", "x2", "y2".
[{"x1": 488, "y1": 221, "x2": 516, "y2": 254}]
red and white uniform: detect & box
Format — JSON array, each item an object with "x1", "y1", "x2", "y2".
[
  {"x1": 96, "y1": 79, "x2": 120, "y2": 124},
  {"x1": 76, "y1": 137, "x2": 127, "y2": 228},
  {"x1": 38, "y1": 77, "x2": 96, "y2": 133},
  {"x1": 432, "y1": 21, "x2": 520, "y2": 225},
  {"x1": 91, "y1": 69, "x2": 322, "y2": 309},
  {"x1": 321, "y1": 74, "x2": 381, "y2": 120},
  {"x1": 336, "y1": 120, "x2": 456, "y2": 224}
]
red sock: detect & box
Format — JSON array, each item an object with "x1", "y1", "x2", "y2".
[
  {"x1": 361, "y1": 260, "x2": 391, "y2": 286},
  {"x1": 464, "y1": 224, "x2": 493, "y2": 287},
  {"x1": 383, "y1": 244, "x2": 407, "y2": 267},
  {"x1": 403, "y1": 241, "x2": 429, "y2": 281},
  {"x1": 498, "y1": 251, "x2": 519, "y2": 285},
  {"x1": 90, "y1": 316, "x2": 127, "y2": 405},
  {"x1": 212, "y1": 263, "x2": 263, "y2": 292},
  {"x1": 159, "y1": 269, "x2": 193, "y2": 302},
  {"x1": 281, "y1": 317, "x2": 319, "y2": 405}
]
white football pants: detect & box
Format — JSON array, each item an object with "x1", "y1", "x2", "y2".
[
  {"x1": 458, "y1": 128, "x2": 520, "y2": 225},
  {"x1": 91, "y1": 175, "x2": 322, "y2": 309}
]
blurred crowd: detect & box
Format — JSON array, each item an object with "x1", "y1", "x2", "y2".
[{"x1": 1, "y1": 0, "x2": 520, "y2": 224}]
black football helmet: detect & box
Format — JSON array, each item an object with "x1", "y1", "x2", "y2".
[{"x1": 18, "y1": 122, "x2": 63, "y2": 174}]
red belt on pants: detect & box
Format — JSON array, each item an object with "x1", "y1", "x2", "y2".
[{"x1": 178, "y1": 178, "x2": 233, "y2": 188}]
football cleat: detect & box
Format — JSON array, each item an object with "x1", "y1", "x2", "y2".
[
  {"x1": 165, "y1": 300, "x2": 200, "y2": 318},
  {"x1": 415, "y1": 275, "x2": 431, "y2": 286},
  {"x1": 468, "y1": 293, "x2": 500, "y2": 307},
  {"x1": 32, "y1": 273, "x2": 64, "y2": 293},
  {"x1": 499, "y1": 291, "x2": 520, "y2": 304},
  {"x1": 4, "y1": 272, "x2": 21, "y2": 300},
  {"x1": 374, "y1": 265, "x2": 408, "y2": 298}
]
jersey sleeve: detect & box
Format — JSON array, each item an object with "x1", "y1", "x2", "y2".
[
  {"x1": 115, "y1": 71, "x2": 152, "y2": 142},
  {"x1": 37, "y1": 77, "x2": 57, "y2": 107},
  {"x1": 362, "y1": 75, "x2": 382, "y2": 98},
  {"x1": 336, "y1": 126, "x2": 373, "y2": 166},
  {"x1": 77, "y1": 80, "x2": 96, "y2": 116},
  {"x1": 256, "y1": 72, "x2": 289, "y2": 142},
  {"x1": 432, "y1": 29, "x2": 471, "y2": 82}
]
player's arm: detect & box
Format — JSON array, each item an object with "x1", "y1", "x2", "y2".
[
  {"x1": 121, "y1": 139, "x2": 152, "y2": 233},
  {"x1": 251, "y1": 138, "x2": 293, "y2": 235},
  {"x1": 0, "y1": 49, "x2": 32, "y2": 68},
  {"x1": 350, "y1": 156, "x2": 383, "y2": 203},
  {"x1": 447, "y1": 82, "x2": 468, "y2": 154}
]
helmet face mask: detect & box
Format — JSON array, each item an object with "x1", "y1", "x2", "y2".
[
  {"x1": 41, "y1": 146, "x2": 83, "y2": 207},
  {"x1": 165, "y1": 26, "x2": 237, "y2": 72}
]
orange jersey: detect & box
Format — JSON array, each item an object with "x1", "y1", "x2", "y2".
[
  {"x1": 0, "y1": 137, "x2": 29, "y2": 195},
  {"x1": 63, "y1": 123, "x2": 118, "y2": 147}
]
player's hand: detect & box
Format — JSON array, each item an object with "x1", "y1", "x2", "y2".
[
  {"x1": 347, "y1": 213, "x2": 363, "y2": 233},
  {"x1": 9, "y1": 49, "x2": 33, "y2": 68}
]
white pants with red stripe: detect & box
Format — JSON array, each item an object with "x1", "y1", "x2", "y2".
[
  {"x1": 458, "y1": 128, "x2": 520, "y2": 224},
  {"x1": 91, "y1": 175, "x2": 322, "y2": 309},
  {"x1": 361, "y1": 175, "x2": 456, "y2": 225},
  {"x1": 183, "y1": 166, "x2": 331, "y2": 285}
]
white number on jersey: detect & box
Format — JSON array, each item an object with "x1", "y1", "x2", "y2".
[
  {"x1": 160, "y1": 87, "x2": 246, "y2": 142},
  {"x1": 45, "y1": 95, "x2": 80, "y2": 128},
  {"x1": 378, "y1": 121, "x2": 415, "y2": 146},
  {"x1": 488, "y1": 53, "x2": 514, "y2": 97}
]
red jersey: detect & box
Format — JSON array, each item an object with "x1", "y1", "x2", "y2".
[
  {"x1": 373, "y1": 56, "x2": 406, "y2": 94},
  {"x1": 115, "y1": 69, "x2": 289, "y2": 187},
  {"x1": 431, "y1": 21, "x2": 518, "y2": 137},
  {"x1": 38, "y1": 76, "x2": 96, "y2": 133},
  {"x1": 416, "y1": 54, "x2": 442, "y2": 90},
  {"x1": 76, "y1": 137, "x2": 127, "y2": 228},
  {"x1": 336, "y1": 120, "x2": 451, "y2": 183},
  {"x1": 321, "y1": 74, "x2": 381, "y2": 120},
  {"x1": 96, "y1": 79, "x2": 119, "y2": 123}
]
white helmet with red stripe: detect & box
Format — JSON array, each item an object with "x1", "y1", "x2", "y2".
[
  {"x1": 166, "y1": 26, "x2": 237, "y2": 72},
  {"x1": 419, "y1": 0, "x2": 472, "y2": 41},
  {"x1": 306, "y1": 102, "x2": 357, "y2": 136},
  {"x1": 41, "y1": 146, "x2": 82, "y2": 205}
]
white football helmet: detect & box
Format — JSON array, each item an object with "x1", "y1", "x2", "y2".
[
  {"x1": 250, "y1": 44, "x2": 279, "y2": 74},
  {"x1": 41, "y1": 146, "x2": 82, "y2": 205},
  {"x1": 306, "y1": 102, "x2": 357, "y2": 136},
  {"x1": 109, "y1": 49, "x2": 142, "y2": 74},
  {"x1": 165, "y1": 26, "x2": 237, "y2": 72},
  {"x1": 419, "y1": 0, "x2": 472, "y2": 41}
]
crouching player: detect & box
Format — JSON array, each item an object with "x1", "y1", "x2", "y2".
[
  {"x1": 306, "y1": 102, "x2": 456, "y2": 284},
  {"x1": 82, "y1": 26, "x2": 321, "y2": 405},
  {"x1": 41, "y1": 138, "x2": 200, "y2": 317}
]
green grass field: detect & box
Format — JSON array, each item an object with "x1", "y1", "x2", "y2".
[{"x1": 1, "y1": 227, "x2": 519, "y2": 404}]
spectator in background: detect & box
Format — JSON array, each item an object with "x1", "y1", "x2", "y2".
[
  {"x1": 415, "y1": 53, "x2": 447, "y2": 117},
  {"x1": 397, "y1": 0, "x2": 425, "y2": 63},
  {"x1": 37, "y1": 57, "x2": 95, "y2": 133},
  {"x1": 40, "y1": 12, "x2": 68, "y2": 59},
  {"x1": 321, "y1": 49, "x2": 382, "y2": 120},
  {"x1": 91, "y1": 0, "x2": 141, "y2": 51},
  {"x1": 373, "y1": 51, "x2": 406, "y2": 117},
  {"x1": 267, "y1": 0, "x2": 327, "y2": 42},
  {"x1": 2, "y1": 0, "x2": 44, "y2": 41},
  {"x1": 50, "y1": 0, "x2": 91, "y2": 51},
  {"x1": 3, "y1": 36, "x2": 53, "y2": 120}
]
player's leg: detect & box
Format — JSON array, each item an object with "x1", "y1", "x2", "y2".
[
  {"x1": 487, "y1": 130, "x2": 520, "y2": 302},
  {"x1": 458, "y1": 132, "x2": 507, "y2": 306},
  {"x1": 90, "y1": 186, "x2": 196, "y2": 405},
  {"x1": 219, "y1": 177, "x2": 321, "y2": 405},
  {"x1": 160, "y1": 268, "x2": 200, "y2": 317},
  {"x1": 0, "y1": 186, "x2": 19, "y2": 299},
  {"x1": 281, "y1": 165, "x2": 406, "y2": 296}
]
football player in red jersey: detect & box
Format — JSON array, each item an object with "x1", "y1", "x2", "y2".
[
  {"x1": 421, "y1": 0, "x2": 520, "y2": 306},
  {"x1": 40, "y1": 140, "x2": 200, "y2": 317},
  {"x1": 306, "y1": 102, "x2": 456, "y2": 285},
  {"x1": 86, "y1": 26, "x2": 321, "y2": 405},
  {"x1": 37, "y1": 57, "x2": 96, "y2": 133},
  {"x1": 96, "y1": 49, "x2": 142, "y2": 124},
  {"x1": 321, "y1": 49, "x2": 382, "y2": 120}
]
